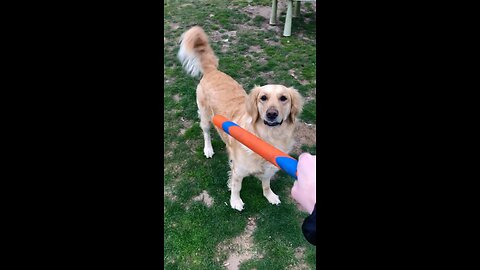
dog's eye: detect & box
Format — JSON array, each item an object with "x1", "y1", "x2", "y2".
[
  {"x1": 280, "y1": 96, "x2": 287, "y2": 101},
  {"x1": 260, "y1": 95, "x2": 267, "y2": 101}
]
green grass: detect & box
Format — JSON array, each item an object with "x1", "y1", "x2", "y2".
[{"x1": 164, "y1": 1, "x2": 316, "y2": 269}]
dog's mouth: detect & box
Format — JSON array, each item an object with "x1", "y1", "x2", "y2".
[{"x1": 263, "y1": 119, "x2": 283, "y2": 126}]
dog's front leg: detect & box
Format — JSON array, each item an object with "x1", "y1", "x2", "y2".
[
  {"x1": 259, "y1": 165, "x2": 281, "y2": 205},
  {"x1": 229, "y1": 167, "x2": 247, "y2": 211}
]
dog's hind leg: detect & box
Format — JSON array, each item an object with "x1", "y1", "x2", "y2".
[{"x1": 196, "y1": 87, "x2": 214, "y2": 158}]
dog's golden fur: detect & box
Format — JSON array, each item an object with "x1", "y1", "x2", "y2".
[{"x1": 178, "y1": 26, "x2": 303, "y2": 211}]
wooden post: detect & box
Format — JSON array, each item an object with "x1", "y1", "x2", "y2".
[
  {"x1": 283, "y1": 0, "x2": 293, "y2": 36},
  {"x1": 293, "y1": 1, "x2": 301, "y2": 18},
  {"x1": 269, "y1": 0, "x2": 278, "y2": 25}
]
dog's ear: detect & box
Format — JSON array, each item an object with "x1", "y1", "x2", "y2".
[
  {"x1": 288, "y1": 87, "x2": 304, "y2": 123},
  {"x1": 246, "y1": 86, "x2": 262, "y2": 124}
]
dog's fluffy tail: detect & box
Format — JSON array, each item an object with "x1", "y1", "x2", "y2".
[{"x1": 178, "y1": 26, "x2": 218, "y2": 77}]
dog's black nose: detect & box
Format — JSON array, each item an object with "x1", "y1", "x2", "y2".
[{"x1": 266, "y1": 108, "x2": 278, "y2": 120}]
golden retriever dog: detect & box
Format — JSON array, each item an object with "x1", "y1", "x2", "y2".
[{"x1": 177, "y1": 26, "x2": 303, "y2": 211}]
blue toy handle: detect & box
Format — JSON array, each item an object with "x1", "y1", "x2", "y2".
[{"x1": 275, "y1": 156, "x2": 298, "y2": 179}]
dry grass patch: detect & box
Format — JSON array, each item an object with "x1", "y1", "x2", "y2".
[{"x1": 216, "y1": 217, "x2": 264, "y2": 270}]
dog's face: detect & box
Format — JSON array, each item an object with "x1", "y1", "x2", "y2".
[{"x1": 246, "y1": 85, "x2": 304, "y2": 126}]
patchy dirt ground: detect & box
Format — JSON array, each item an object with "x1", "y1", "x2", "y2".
[
  {"x1": 170, "y1": 22, "x2": 180, "y2": 31},
  {"x1": 179, "y1": 117, "x2": 193, "y2": 135},
  {"x1": 248, "y1": 45, "x2": 263, "y2": 53},
  {"x1": 291, "y1": 246, "x2": 310, "y2": 270},
  {"x1": 259, "y1": 71, "x2": 276, "y2": 84},
  {"x1": 242, "y1": 5, "x2": 274, "y2": 20},
  {"x1": 164, "y1": 185, "x2": 177, "y2": 202},
  {"x1": 172, "y1": 93, "x2": 181, "y2": 102},
  {"x1": 289, "y1": 69, "x2": 310, "y2": 85},
  {"x1": 217, "y1": 217, "x2": 263, "y2": 270},
  {"x1": 191, "y1": 190, "x2": 214, "y2": 208},
  {"x1": 291, "y1": 121, "x2": 317, "y2": 155},
  {"x1": 209, "y1": 30, "x2": 239, "y2": 53},
  {"x1": 210, "y1": 30, "x2": 238, "y2": 42}
]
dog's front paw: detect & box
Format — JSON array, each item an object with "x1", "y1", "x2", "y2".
[
  {"x1": 230, "y1": 197, "x2": 245, "y2": 211},
  {"x1": 264, "y1": 192, "x2": 281, "y2": 205},
  {"x1": 203, "y1": 146, "x2": 214, "y2": 158}
]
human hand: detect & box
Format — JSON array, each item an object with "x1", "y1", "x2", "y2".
[{"x1": 291, "y1": 153, "x2": 316, "y2": 214}]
